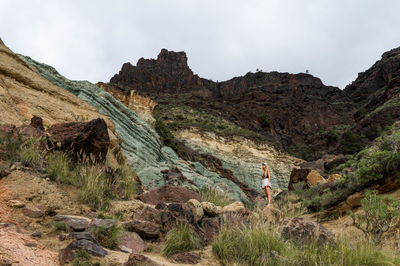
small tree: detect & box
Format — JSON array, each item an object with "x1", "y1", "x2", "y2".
[{"x1": 349, "y1": 190, "x2": 400, "y2": 245}]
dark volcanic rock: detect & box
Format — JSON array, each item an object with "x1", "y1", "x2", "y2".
[
  {"x1": 123, "y1": 219, "x2": 161, "y2": 239},
  {"x1": 30, "y1": 115, "x2": 44, "y2": 130},
  {"x1": 139, "y1": 185, "x2": 201, "y2": 205},
  {"x1": 288, "y1": 169, "x2": 310, "y2": 191},
  {"x1": 124, "y1": 253, "x2": 161, "y2": 266},
  {"x1": 171, "y1": 251, "x2": 201, "y2": 264},
  {"x1": 109, "y1": 49, "x2": 355, "y2": 158},
  {"x1": 47, "y1": 118, "x2": 109, "y2": 162},
  {"x1": 59, "y1": 239, "x2": 107, "y2": 264}
]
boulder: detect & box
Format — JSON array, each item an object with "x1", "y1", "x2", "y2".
[
  {"x1": 47, "y1": 118, "x2": 110, "y2": 162},
  {"x1": 187, "y1": 199, "x2": 204, "y2": 222},
  {"x1": 288, "y1": 169, "x2": 310, "y2": 191},
  {"x1": 30, "y1": 115, "x2": 44, "y2": 130},
  {"x1": 281, "y1": 217, "x2": 334, "y2": 245},
  {"x1": 201, "y1": 202, "x2": 220, "y2": 216},
  {"x1": 22, "y1": 206, "x2": 45, "y2": 218},
  {"x1": 123, "y1": 219, "x2": 161, "y2": 239},
  {"x1": 0, "y1": 168, "x2": 10, "y2": 178},
  {"x1": 68, "y1": 231, "x2": 100, "y2": 245},
  {"x1": 133, "y1": 206, "x2": 162, "y2": 224},
  {"x1": 306, "y1": 170, "x2": 326, "y2": 186},
  {"x1": 91, "y1": 218, "x2": 115, "y2": 230},
  {"x1": 221, "y1": 201, "x2": 245, "y2": 213},
  {"x1": 54, "y1": 215, "x2": 91, "y2": 232},
  {"x1": 323, "y1": 154, "x2": 346, "y2": 171},
  {"x1": 262, "y1": 207, "x2": 283, "y2": 223},
  {"x1": 327, "y1": 173, "x2": 342, "y2": 183},
  {"x1": 120, "y1": 231, "x2": 146, "y2": 254},
  {"x1": 124, "y1": 253, "x2": 161, "y2": 266},
  {"x1": 199, "y1": 217, "x2": 220, "y2": 244},
  {"x1": 59, "y1": 239, "x2": 107, "y2": 264},
  {"x1": 139, "y1": 185, "x2": 201, "y2": 205},
  {"x1": 171, "y1": 251, "x2": 201, "y2": 264},
  {"x1": 7, "y1": 200, "x2": 25, "y2": 208},
  {"x1": 157, "y1": 203, "x2": 196, "y2": 230}
]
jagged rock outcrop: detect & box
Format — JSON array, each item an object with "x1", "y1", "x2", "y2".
[
  {"x1": 47, "y1": 118, "x2": 110, "y2": 162},
  {"x1": 109, "y1": 49, "x2": 356, "y2": 158}
]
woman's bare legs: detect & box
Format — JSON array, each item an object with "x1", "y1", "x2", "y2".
[{"x1": 264, "y1": 186, "x2": 271, "y2": 207}]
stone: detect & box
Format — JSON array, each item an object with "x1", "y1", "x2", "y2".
[
  {"x1": 139, "y1": 185, "x2": 201, "y2": 205},
  {"x1": 281, "y1": 217, "x2": 334, "y2": 245},
  {"x1": 306, "y1": 170, "x2": 326, "y2": 186},
  {"x1": 123, "y1": 219, "x2": 161, "y2": 239},
  {"x1": 0, "y1": 168, "x2": 11, "y2": 178},
  {"x1": 119, "y1": 245, "x2": 133, "y2": 253},
  {"x1": 345, "y1": 191, "x2": 364, "y2": 208},
  {"x1": 262, "y1": 206, "x2": 283, "y2": 223},
  {"x1": 29, "y1": 115, "x2": 44, "y2": 130},
  {"x1": 22, "y1": 207, "x2": 44, "y2": 218},
  {"x1": 91, "y1": 218, "x2": 115, "y2": 229},
  {"x1": 31, "y1": 231, "x2": 42, "y2": 237},
  {"x1": 59, "y1": 239, "x2": 107, "y2": 264},
  {"x1": 124, "y1": 253, "x2": 161, "y2": 266},
  {"x1": 7, "y1": 200, "x2": 25, "y2": 208},
  {"x1": 68, "y1": 231, "x2": 100, "y2": 245},
  {"x1": 323, "y1": 154, "x2": 346, "y2": 171},
  {"x1": 54, "y1": 215, "x2": 91, "y2": 232},
  {"x1": 288, "y1": 168, "x2": 310, "y2": 191},
  {"x1": 221, "y1": 201, "x2": 245, "y2": 213},
  {"x1": 157, "y1": 203, "x2": 196, "y2": 231},
  {"x1": 201, "y1": 201, "x2": 220, "y2": 216},
  {"x1": 187, "y1": 199, "x2": 204, "y2": 222},
  {"x1": 171, "y1": 251, "x2": 201, "y2": 264},
  {"x1": 47, "y1": 118, "x2": 110, "y2": 163},
  {"x1": 120, "y1": 231, "x2": 146, "y2": 254},
  {"x1": 327, "y1": 173, "x2": 342, "y2": 183},
  {"x1": 199, "y1": 217, "x2": 220, "y2": 244}
]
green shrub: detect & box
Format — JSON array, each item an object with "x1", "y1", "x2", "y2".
[
  {"x1": 92, "y1": 225, "x2": 121, "y2": 249},
  {"x1": 51, "y1": 221, "x2": 68, "y2": 232},
  {"x1": 46, "y1": 152, "x2": 76, "y2": 184},
  {"x1": 80, "y1": 164, "x2": 111, "y2": 210},
  {"x1": 0, "y1": 132, "x2": 23, "y2": 162},
  {"x1": 72, "y1": 249, "x2": 92, "y2": 266},
  {"x1": 340, "y1": 131, "x2": 363, "y2": 154},
  {"x1": 349, "y1": 190, "x2": 400, "y2": 245},
  {"x1": 198, "y1": 186, "x2": 233, "y2": 207},
  {"x1": 162, "y1": 224, "x2": 201, "y2": 257},
  {"x1": 155, "y1": 116, "x2": 179, "y2": 152},
  {"x1": 260, "y1": 113, "x2": 271, "y2": 130},
  {"x1": 20, "y1": 139, "x2": 43, "y2": 166}
]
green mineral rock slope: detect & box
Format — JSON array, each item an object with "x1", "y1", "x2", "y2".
[{"x1": 20, "y1": 55, "x2": 248, "y2": 202}]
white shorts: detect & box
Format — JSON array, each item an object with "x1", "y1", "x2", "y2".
[{"x1": 262, "y1": 178, "x2": 271, "y2": 188}]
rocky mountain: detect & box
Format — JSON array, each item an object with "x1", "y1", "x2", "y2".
[{"x1": 109, "y1": 49, "x2": 357, "y2": 160}]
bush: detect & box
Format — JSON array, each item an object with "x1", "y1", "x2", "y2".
[
  {"x1": 349, "y1": 190, "x2": 400, "y2": 245},
  {"x1": 340, "y1": 131, "x2": 363, "y2": 155},
  {"x1": 162, "y1": 224, "x2": 201, "y2": 257},
  {"x1": 92, "y1": 225, "x2": 121, "y2": 249},
  {"x1": 154, "y1": 116, "x2": 179, "y2": 152},
  {"x1": 80, "y1": 164, "x2": 111, "y2": 210},
  {"x1": 46, "y1": 152, "x2": 76, "y2": 184},
  {"x1": 260, "y1": 113, "x2": 271, "y2": 130},
  {"x1": 0, "y1": 132, "x2": 23, "y2": 162},
  {"x1": 20, "y1": 139, "x2": 43, "y2": 166},
  {"x1": 198, "y1": 186, "x2": 233, "y2": 207}
]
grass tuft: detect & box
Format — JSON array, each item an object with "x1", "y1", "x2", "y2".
[
  {"x1": 92, "y1": 225, "x2": 121, "y2": 250},
  {"x1": 198, "y1": 186, "x2": 233, "y2": 207},
  {"x1": 162, "y1": 224, "x2": 201, "y2": 257}
]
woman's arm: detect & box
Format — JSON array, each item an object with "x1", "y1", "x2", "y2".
[{"x1": 267, "y1": 168, "x2": 271, "y2": 184}]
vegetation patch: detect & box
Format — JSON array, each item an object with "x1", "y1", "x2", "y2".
[
  {"x1": 212, "y1": 218, "x2": 400, "y2": 265},
  {"x1": 162, "y1": 224, "x2": 201, "y2": 257},
  {"x1": 198, "y1": 186, "x2": 233, "y2": 207},
  {"x1": 92, "y1": 225, "x2": 121, "y2": 249}
]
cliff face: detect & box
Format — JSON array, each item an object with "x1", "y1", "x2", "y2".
[
  {"x1": 20, "y1": 54, "x2": 253, "y2": 203},
  {"x1": 344, "y1": 47, "x2": 400, "y2": 142},
  {"x1": 110, "y1": 49, "x2": 356, "y2": 158}
]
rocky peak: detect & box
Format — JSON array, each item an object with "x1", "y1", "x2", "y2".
[{"x1": 110, "y1": 49, "x2": 210, "y2": 96}]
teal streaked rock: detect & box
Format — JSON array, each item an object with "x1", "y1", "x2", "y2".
[{"x1": 20, "y1": 55, "x2": 248, "y2": 203}]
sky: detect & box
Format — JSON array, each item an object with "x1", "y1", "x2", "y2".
[{"x1": 1, "y1": 0, "x2": 399, "y2": 89}]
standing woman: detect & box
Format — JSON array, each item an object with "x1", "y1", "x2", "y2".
[{"x1": 262, "y1": 162, "x2": 271, "y2": 207}]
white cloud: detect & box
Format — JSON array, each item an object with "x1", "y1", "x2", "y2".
[{"x1": 0, "y1": 0, "x2": 399, "y2": 88}]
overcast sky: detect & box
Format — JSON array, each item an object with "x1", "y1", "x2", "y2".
[{"x1": 1, "y1": 0, "x2": 399, "y2": 89}]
